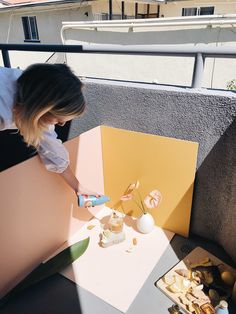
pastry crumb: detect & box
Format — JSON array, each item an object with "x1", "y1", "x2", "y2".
[
  {"x1": 133, "y1": 238, "x2": 137, "y2": 246},
  {"x1": 126, "y1": 246, "x2": 135, "y2": 253},
  {"x1": 87, "y1": 225, "x2": 96, "y2": 230}
]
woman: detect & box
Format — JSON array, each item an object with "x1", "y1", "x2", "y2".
[{"x1": 0, "y1": 63, "x2": 97, "y2": 198}]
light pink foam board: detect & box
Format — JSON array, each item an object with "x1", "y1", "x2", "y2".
[
  {"x1": 66, "y1": 126, "x2": 105, "y2": 237},
  {"x1": 0, "y1": 126, "x2": 104, "y2": 297},
  {"x1": 61, "y1": 207, "x2": 174, "y2": 313}
]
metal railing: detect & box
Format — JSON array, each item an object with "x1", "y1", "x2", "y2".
[{"x1": 1, "y1": 43, "x2": 236, "y2": 89}]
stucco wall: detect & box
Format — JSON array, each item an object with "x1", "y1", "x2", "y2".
[{"x1": 70, "y1": 79, "x2": 236, "y2": 261}]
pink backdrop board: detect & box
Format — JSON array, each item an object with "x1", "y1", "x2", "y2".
[
  {"x1": 68, "y1": 126, "x2": 105, "y2": 237},
  {"x1": 0, "y1": 127, "x2": 104, "y2": 297},
  {"x1": 61, "y1": 207, "x2": 174, "y2": 313}
]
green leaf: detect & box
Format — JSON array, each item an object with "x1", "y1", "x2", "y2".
[{"x1": 0, "y1": 237, "x2": 90, "y2": 306}]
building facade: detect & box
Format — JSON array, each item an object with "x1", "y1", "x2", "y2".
[{"x1": 0, "y1": 0, "x2": 236, "y2": 88}]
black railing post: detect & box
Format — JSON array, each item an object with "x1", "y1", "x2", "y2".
[
  {"x1": 2, "y1": 50, "x2": 11, "y2": 68},
  {"x1": 121, "y1": 1, "x2": 125, "y2": 20},
  {"x1": 157, "y1": 5, "x2": 160, "y2": 18},
  {"x1": 135, "y1": 3, "x2": 138, "y2": 19},
  {"x1": 109, "y1": 0, "x2": 113, "y2": 20},
  {"x1": 147, "y1": 4, "x2": 150, "y2": 18}
]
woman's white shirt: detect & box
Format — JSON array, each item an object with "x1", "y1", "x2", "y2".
[{"x1": 0, "y1": 66, "x2": 69, "y2": 173}]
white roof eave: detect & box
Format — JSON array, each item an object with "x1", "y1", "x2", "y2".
[{"x1": 0, "y1": 0, "x2": 94, "y2": 13}]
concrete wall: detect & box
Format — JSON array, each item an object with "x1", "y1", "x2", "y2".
[{"x1": 69, "y1": 79, "x2": 236, "y2": 261}]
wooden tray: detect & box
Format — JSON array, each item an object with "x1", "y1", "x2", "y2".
[{"x1": 155, "y1": 246, "x2": 236, "y2": 314}]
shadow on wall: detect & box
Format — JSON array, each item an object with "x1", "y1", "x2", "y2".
[
  {"x1": 190, "y1": 119, "x2": 236, "y2": 262},
  {"x1": 68, "y1": 27, "x2": 235, "y2": 46}
]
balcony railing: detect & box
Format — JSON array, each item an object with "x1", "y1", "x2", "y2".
[{"x1": 0, "y1": 43, "x2": 236, "y2": 89}]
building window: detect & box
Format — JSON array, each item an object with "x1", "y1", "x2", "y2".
[
  {"x1": 182, "y1": 7, "x2": 214, "y2": 16},
  {"x1": 199, "y1": 7, "x2": 214, "y2": 15},
  {"x1": 182, "y1": 8, "x2": 197, "y2": 16},
  {"x1": 22, "y1": 16, "x2": 39, "y2": 41}
]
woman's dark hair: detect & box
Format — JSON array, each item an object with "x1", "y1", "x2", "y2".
[{"x1": 15, "y1": 63, "x2": 85, "y2": 147}]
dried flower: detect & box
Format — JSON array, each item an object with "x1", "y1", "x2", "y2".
[
  {"x1": 128, "y1": 181, "x2": 140, "y2": 192},
  {"x1": 144, "y1": 190, "x2": 162, "y2": 209},
  {"x1": 120, "y1": 193, "x2": 133, "y2": 201},
  {"x1": 120, "y1": 181, "x2": 162, "y2": 214}
]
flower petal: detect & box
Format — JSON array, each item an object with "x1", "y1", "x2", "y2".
[
  {"x1": 120, "y1": 193, "x2": 133, "y2": 201},
  {"x1": 144, "y1": 190, "x2": 162, "y2": 209},
  {"x1": 149, "y1": 190, "x2": 162, "y2": 200},
  {"x1": 128, "y1": 180, "x2": 140, "y2": 192},
  {"x1": 144, "y1": 196, "x2": 156, "y2": 208},
  {"x1": 128, "y1": 183, "x2": 136, "y2": 191}
]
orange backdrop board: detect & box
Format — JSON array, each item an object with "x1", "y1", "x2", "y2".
[{"x1": 101, "y1": 126, "x2": 198, "y2": 237}]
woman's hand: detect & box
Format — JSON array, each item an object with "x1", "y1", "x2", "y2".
[
  {"x1": 77, "y1": 183, "x2": 101, "y2": 198},
  {"x1": 59, "y1": 167, "x2": 101, "y2": 206}
]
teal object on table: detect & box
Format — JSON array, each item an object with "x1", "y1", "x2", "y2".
[
  {"x1": 216, "y1": 301, "x2": 229, "y2": 314},
  {"x1": 78, "y1": 194, "x2": 110, "y2": 207}
]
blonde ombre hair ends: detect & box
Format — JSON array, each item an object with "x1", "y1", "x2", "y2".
[{"x1": 15, "y1": 63, "x2": 85, "y2": 147}]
